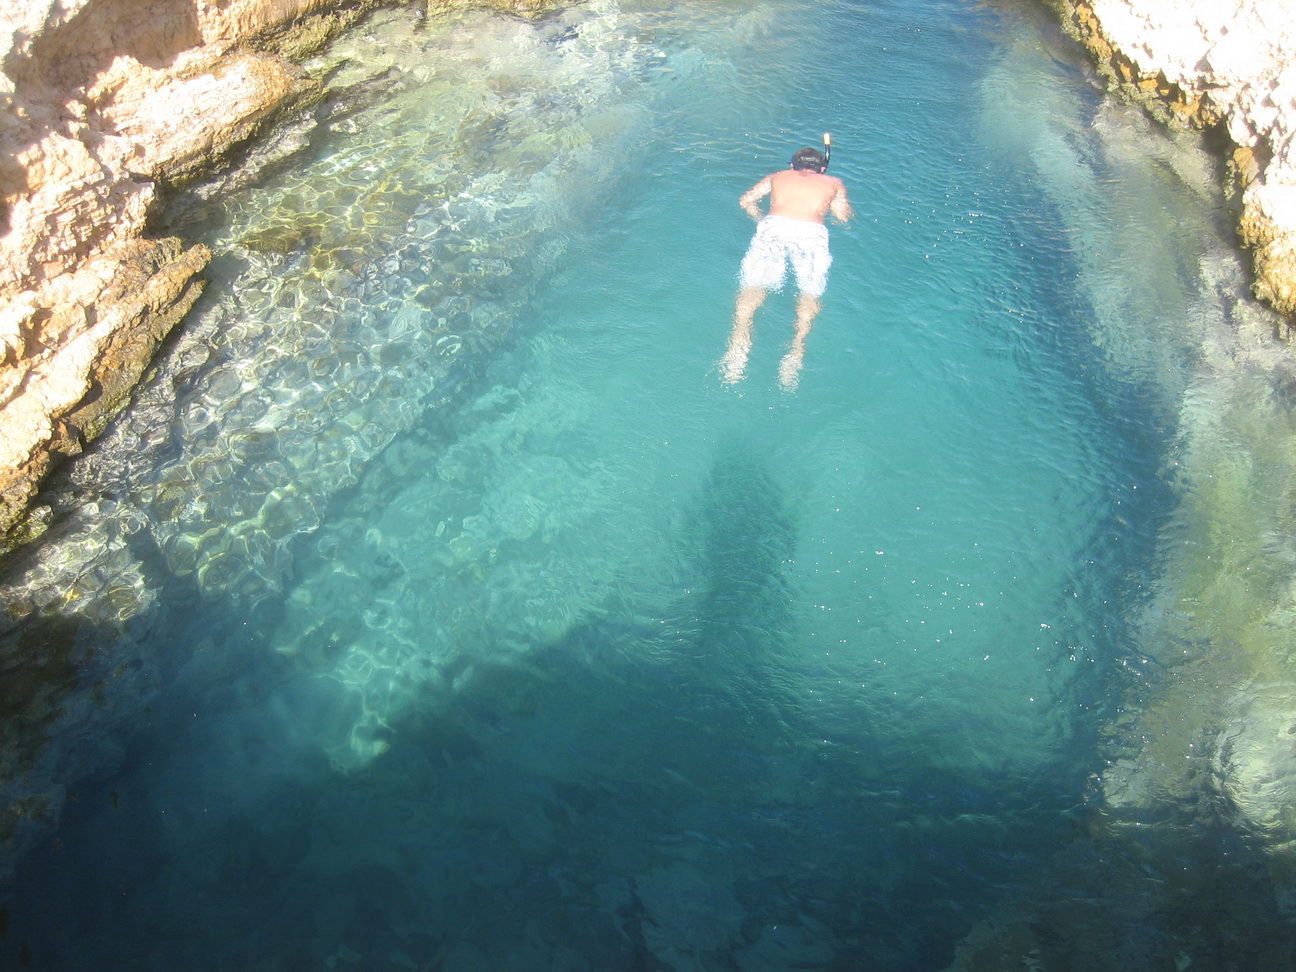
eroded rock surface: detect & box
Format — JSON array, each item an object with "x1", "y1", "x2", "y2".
[
  {"x1": 0, "y1": 0, "x2": 556, "y2": 552},
  {"x1": 0, "y1": 0, "x2": 344, "y2": 549},
  {"x1": 1050, "y1": 0, "x2": 1296, "y2": 321}
]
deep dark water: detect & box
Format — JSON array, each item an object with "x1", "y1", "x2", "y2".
[{"x1": 7, "y1": 446, "x2": 1084, "y2": 970}]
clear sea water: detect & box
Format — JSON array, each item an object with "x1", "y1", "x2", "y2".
[{"x1": 4, "y1": 0, "x2": 1296, "y2": 968}]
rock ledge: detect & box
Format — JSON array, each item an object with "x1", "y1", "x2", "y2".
[
  {"x1": 1048, "y1": 0, "x2": 1296, "y2": 323},
  {"x1": 0, "y1": 0, "x2": 555, "y2": 554}
]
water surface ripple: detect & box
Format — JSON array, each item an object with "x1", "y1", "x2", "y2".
[{"x1": 2, "y1": 0, "x2": 1296, "y2": 968}]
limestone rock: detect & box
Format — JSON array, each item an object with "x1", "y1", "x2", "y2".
[
  {"x1": 1050, "y1": 0, "x2": 1296, "y2": 319},
  {"x1": 0, "y1": 0, "x2": 351, "y2": 550},
  {"x1": 1244, "y1": 181, "x2": 1296, "y2": 314},
  {"x1": 0, "y1": 0, "x2": 569, "y2": 551},
  {"x1": 98, "y1": 51, "x2": 321, "y2": 184},
  {"x1": 0, "y1": 238, "x2": 210, "y2": 544}
]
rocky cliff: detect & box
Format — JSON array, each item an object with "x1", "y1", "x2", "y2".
[
  {"x1": 1049, "y1": 0, "x2": 1296, "y2": 322},
  {"x1": 0, "y1": 0, "x2": 550, "y2": 554}
]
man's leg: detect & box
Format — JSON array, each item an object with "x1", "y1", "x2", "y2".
[
  {"x1": 778, "y1": 293, "x2": 821, "y2": 390},
  {"x1": 721, "y1": 286, "x2": 767, "y2": 384}
]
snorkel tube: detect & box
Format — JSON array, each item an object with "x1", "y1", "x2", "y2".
[{"x1": 822, "y1": 132, "x2": 831, "y2": 171}]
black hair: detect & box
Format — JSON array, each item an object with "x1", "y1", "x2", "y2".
[{"x1": 790, "y1": 147, "x2": 828, "y2": 172}]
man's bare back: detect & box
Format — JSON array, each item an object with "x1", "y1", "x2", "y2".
[{"x1": 739, "y1": 168, "x2": 853, "y2": 225}]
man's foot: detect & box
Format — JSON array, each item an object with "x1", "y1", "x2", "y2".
[
  {"x1": 719, "y1": 347, "x2": 748, "y2": 384},
  {"x1": 778, "y1": 350, "x2": 803, "y2": 391}
]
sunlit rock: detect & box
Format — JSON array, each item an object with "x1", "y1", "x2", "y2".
[
  {"x1": 1049, "y1": 0, "x2": 1296, "y2": 321},
  {"x1": 1, "y1": 0, "x2": 569, "y2": 550},
  {"x1": 0, "y1": 2, "x2": 328, "y2": 550},
  {"x1": 0, "y1": 238, "x2": 210, "y2": 544}
]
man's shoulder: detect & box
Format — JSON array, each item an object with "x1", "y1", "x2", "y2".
[{"x1": 769, "y1": 169, "x2": 837, "y2": 185}]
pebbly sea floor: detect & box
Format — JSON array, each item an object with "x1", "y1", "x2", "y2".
[{"x1": 4, "y1": 0, "x2": 1296, "y2": 968}]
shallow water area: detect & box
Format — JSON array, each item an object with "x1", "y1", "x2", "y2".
[{"x1": 4, "y1": 0, "x2": 1296, "y2": 967}]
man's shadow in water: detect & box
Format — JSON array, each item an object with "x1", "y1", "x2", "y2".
[
  {"x1": 398, "y1": 433, "x2": 809, "y2": 803},
  {"x1": 0, "y1": 438, "x2": 1129, "y2": 970},
  {"x1": 344, "y1": 436, "x2": 824, "y2": 963},
  {"x1": 369, "y1": 437, "x2": 1115, "y2": 968}
]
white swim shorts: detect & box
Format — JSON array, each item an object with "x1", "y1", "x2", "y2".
[{"x1": 738, "y1": 214, "x2": 832, "y2": 297}]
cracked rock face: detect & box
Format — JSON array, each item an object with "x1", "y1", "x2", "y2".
[
  {"x1": 0, "y1": 0, "x2": 559, "y2": 553},
  {"x1": 1054, "y1": 0, "x2": 1296, "y2": 322},
  {"x1": 0, "y1": 0, "x2": 354, "y2": 551},
  {"x1": 0, "y1": 0, "x2": 339, "y2": 552}
]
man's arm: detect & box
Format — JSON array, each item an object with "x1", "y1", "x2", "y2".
[
  {"x1": 829, "y1": 180, "x2": 854, "y2": 225},
  {"x1": 739, "y1": 177, "x2": 772, "y2": 221}
]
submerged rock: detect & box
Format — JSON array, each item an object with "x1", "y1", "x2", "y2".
[{"x1": 0, "y1": 0, "x2": 670, "y2": 886}]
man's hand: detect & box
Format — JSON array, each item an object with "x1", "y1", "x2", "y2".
[
  {"x1": 830, "y1": 182, "x2": 854, "y2": 226},
  {"x1": 739, "y1": 177, "x2": 772, "y2": 221}
]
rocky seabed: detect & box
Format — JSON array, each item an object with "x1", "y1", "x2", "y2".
[
  {"x1": 0, "y1": 0, "x2": 678, "y2": 877},
  {"x1": 955, "y1": 1, "x2": 1296, "y2": 965}
]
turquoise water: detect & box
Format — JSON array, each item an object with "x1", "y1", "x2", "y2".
[{"x1": 3, "y1": 0, "x2": 1295, "y2": 967}]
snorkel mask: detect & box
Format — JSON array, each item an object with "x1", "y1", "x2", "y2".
[
  {"x1": 790, "y1": 147, "x2": 829, "y2": 173},
  {"x1": 790, "y1": 134, "x2": 832, "y2": 173}
]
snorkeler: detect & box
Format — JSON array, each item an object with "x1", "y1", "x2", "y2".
[{"x1": 721, "y1": 137, "x2": 853, "y2": 390}]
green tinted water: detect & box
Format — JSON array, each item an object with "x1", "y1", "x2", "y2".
[{"x1": 3, "y1": 0, "x2": 1296, "y2": 967}]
